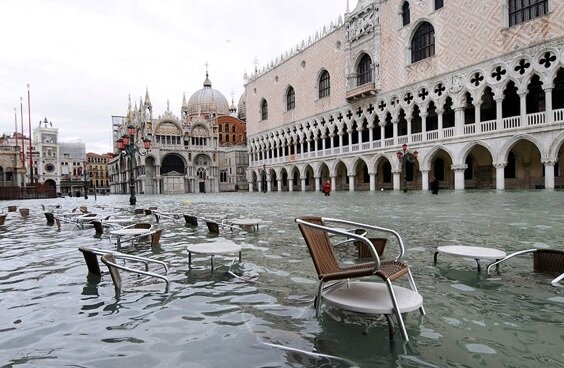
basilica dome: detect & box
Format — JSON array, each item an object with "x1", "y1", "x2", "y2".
[{"x1": 186, "y1": 73, "x2": 230, "y2": 116}]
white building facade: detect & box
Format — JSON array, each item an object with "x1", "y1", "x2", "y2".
[{"x1": 244, "y1": 0, "x2": 564, "y2": 192}]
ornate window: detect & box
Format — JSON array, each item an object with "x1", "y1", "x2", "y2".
[
  {"x1": 434, "y1": 0, "x2": 444, "y2": 10},
  {"x1": 401, "y1": 1, "x2": 410, "y2": 26},
  {"x1": 357, "y1": 54, "x2": 372, "y2": 86},
  {"x1": 508, "y1": 0, "x2": 548, "y2": 26},
  {"x1": 286, "y1": 86, "x2": 295, "y2": 111},
  {"x1": 411, "y1": 22, "x2": 435, "y2": 63},
  {"x1": 319, "y1": 70, "x2": 331, "y2": 98},
  {"x1": 260, "y1": 99, "x2": 268, "y2": 120}
]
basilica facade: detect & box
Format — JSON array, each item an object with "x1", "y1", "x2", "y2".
[
  {"x1": 244, "y1": 0, "x2": 564, "y2": 192},
  {"x1": 109, "y1": 73, "x2": 248, "y2": 195}
]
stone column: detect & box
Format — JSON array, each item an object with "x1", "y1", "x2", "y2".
[
  {"x1": 392, "y1": 120, "x2": 398, "y2": 145},
  {"x1": 544, "y1": 85, "x2": 554, "y2": 123},
  {"x1": 278, "y1": 178, "x2": 283, "y2": 192},
  {"x1": 288, "y1": 178, "x2": 293, "y2": 192},
  {"x1": 368, "y1": 123, "x2": 374, "y2": 143},
  {"x1": 338, "y1": 132, "x2": 344, "y2": 149},
  {"x1": 369, "y1": 171, "x2": 376, "y2": 191},
  {"x1": 454, "y1": 106, "x2": 465, "y2": 136},
  {"x1": 437, "y1": 108, "x2": 444, "y2": 138},
  {"x1": 392, "y1": 169, "x2": 401, "y2": 191},
  {"x1": 331, "y1": 176, "x2": 336, "y2": 193},
  {"x1": 421, "y1": 113, "x2": 427, "y2": 141},
  {"x1": 474, "y1": 102, "x2": 481, "y2": 128},
  {"x1": 494, "y1": 162, "x2": 506, "y2": 190},
  {"x1": 300, "y1": 177, "x2": 306, "y2": 192},
  {"x1": 314, "y1": 137, "x2": 319, "y2": 153},
  {"x1": 322, "y1": 134, "x2": 327, "y2": 151},
  {"x1": 452, "y1": 164, "x2": 467, "y2": 190},
  {"x1": 266, "y1": 174, "x2": 272, "y2": 192},
  {"x1": 543, "y1": 160, "x2": 555, "y2": 189},
  {"x1": 420, "y1": 169, "x2": 429, "y2": 191},
  {"x1": 380, "y1": 123, "x2": 385, "y2": 145},
  {"x1": 495, "y1": 96, "x2": 503, "y2": 130},
  {"x1": 314, "y1": 176, "x2": 321, "y2": 192},
  {"x1": 348, "y1": 174, "x2": 354, "y2": 192},
  {"x1": 518, "y1": 89, "x2": 527, "y2": 126},
  {"x1": 406, "y1": 117, "x2": 412, "y2": 139},
  {"x1": 330, "y1": 133, "x2": 335, "y2": 150}
]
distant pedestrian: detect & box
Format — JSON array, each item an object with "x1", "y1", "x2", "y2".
[
  {"x1": 430, "y1": 177, "x2": 439, "y2": 194},
  {"x1": 322, "y1": 180, "x2": 332, "y2": 196}
]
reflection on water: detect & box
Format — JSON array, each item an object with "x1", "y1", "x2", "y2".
[{"x1": 0, "y1": 190, "x2": 563, "y2": 367}]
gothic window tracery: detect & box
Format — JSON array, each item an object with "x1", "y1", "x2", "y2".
[
  {"x1": 261, "y1": 99, "x2": 268, "y2": 120},
  {"x1": 401, "y1": 1, "x2": 410, "y2": 26},
  {"x1": 319, "y1": 70, "x2": 331, "y2": 98},
  {"x1": 411, "y1": 22, "x2": 435, "y2": 63},
  {"x1": 508, "y1": 0, "x2": 548, "y2": 26},
  {"x1": 286, "y1": 86, "x2": 295, "y2": 111},
  {"x1": 357, "y1": 54, "x2": 372, "y2": 86}
]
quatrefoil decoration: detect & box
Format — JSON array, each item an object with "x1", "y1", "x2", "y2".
[
  {"x1": 434, "y1": 83, "x2": 446, "y2": 96},
  {"x1": 346, "y1": 110, "x2": 353, "y2": 119},
  {"x1": 491, "y1": 66, "x2": 506, "y2": 81},
  {"x1": 539, "y1": 52, "x2": 556, "y2": 68},
  {"x1": 470, "y1": 72, "x2": 484, "y2": 87},
  {"x1": 404, "y1": 92, "x2": 414, "y2": 104},
  {"x1": 378, "y1": 100, "x2": 387, "y2": 111},
  {"x1": 356, "y1": 107, "x2": 363, "y2": 117},
  {"x1": 367, "y1": 104, "x2": 375, "y2": 114},
  {"x1": 390, "y1": 97, "x2": 399, "y2": 106},
  {"x1": 514, "y1": 59, "x2": 530, "y2": 75},
  {"x1": 418, "y1": 88, "x2": 429, "y2": 100}
]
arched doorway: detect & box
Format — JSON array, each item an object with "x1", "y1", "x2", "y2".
[
  {"x1": 464, "y1": 145, "x2": 494, "y2": 189},
  {"x1": 504, "y1": 139, "x2": 542, "y2": 189},
  {"x1": 193, "y1": 154, "x2": 211, "y2": 193},
  {"x1": 161, "y1": 153, "x2": 186, "y2": 194}
]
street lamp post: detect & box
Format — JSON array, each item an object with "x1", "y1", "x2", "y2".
[
  {"x1": 116, "y1": 125, "x2": 151, "y2": 206},
  {"x1": 396, "y1": 143, "x2": 418, "y2": 193},
  {"x1": 83, "y1": 164, "x2": 88, "y2": 199}
]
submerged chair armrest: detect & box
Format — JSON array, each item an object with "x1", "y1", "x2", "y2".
[
  {"x1": 322, "y1": 217, "x2": 406, "y2": 260},
  {"x1": 101, "y1": 253, "x2": 169, "y2": 291},
  {"x1": 78, "y1": 246, "x2": 168, "y2": 274},
  {"x1": 486, "y1": 248, "x2": 538, "y2": 274},
  {"x1": 552, "y1": 273, "x2": 564, "y2": 287},
  {"x1": 295, "y1": 218, "x2": 381, "y2": 270}
]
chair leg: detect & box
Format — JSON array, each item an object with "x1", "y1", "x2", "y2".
[
  {"x1": 315, "y1": 281, "x2": 324, "y2": 318},
  {"x1": 385, "y1": 314, "x2": 396, "y2": 341},
  {"x1": 385, "y1": 279, "x2": 410, "y2": 342},
  {"x1": 406, "y1": 268, "x2": 425, "y2": 316}
]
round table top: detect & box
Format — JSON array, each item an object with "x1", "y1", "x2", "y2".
[
  {"x1": 229, "y1": 218, "x2": 262, "y2": 226},
  {"x1": 186, "y1": 240, "x2": 241, "y2": 255},
  {"x1": 323, "y1": 281, "x2": 423, "y2": 314},
  {"x1": 110, "y1": 228, "x2": 152, "y2": 236},
  {"x1": 437, "y1": 245, "x2": 506, "y2": 259},
  {"x1": 104, "y1": 218, "x2": 134, "y2": 224}
]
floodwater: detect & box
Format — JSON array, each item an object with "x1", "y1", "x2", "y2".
[{"x1": 0, "y1": 190, "x2": 563, "y2": 368}]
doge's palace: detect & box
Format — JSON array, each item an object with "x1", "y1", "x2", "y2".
[{"x1": 244, "y1": 0, "x2": 564, "y2": 192}]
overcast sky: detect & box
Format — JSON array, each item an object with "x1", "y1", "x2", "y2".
[{"x1": 0, "y1": 0, "x2": 358, "y2": 153}]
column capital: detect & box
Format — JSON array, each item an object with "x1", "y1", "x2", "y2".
[
  {"x1": 541, "y1": 159, "x2": 557, "y2": 166},
  {"x1": 451, "y1": 164, "x2": 468, "y2": 171},
  {"x1": 493, "y1": 162, "x2": 507, "y2": 169}
]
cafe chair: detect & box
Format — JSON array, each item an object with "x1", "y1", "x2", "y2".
[
  {"x1": 101, "y1": 253, "x2": 169, "y2": 293},
  {"x1": 295, "y1": 216, "x2": 424, "y2": 342},
  {"x1": 487, "y1": 248, "x2": 564, "y2": 286},
  {"x1": 78, "y1": 247, "x2": 168, "y2": 292}
]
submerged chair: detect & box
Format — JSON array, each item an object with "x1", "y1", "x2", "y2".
[
  {"x1": 78, "y1": 247, "x2": 169, "y2": 292},
  {"x1": 487, "y1": 248, "x2": 564, "y2": 286},
  {"x1": 295, "y1": 216, "x2": 424, "y2": 341}
]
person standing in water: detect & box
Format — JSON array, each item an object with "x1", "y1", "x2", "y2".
[{"x1": 322, "y1": 180, "x2": 332, "y2": 196}]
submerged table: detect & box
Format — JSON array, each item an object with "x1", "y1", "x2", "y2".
[
  {"x1": 186, "y1": 240, "x2": 242, "y2": 271},
  {"x1": 434, "y1": 245, "x2": 507, "y2": 272},
  {"x1": 110, "y1": 228, "x2": 152, "y2": 251},
  {"x1": 229, "y1": 218, "x2": 262, "y2": 232}
]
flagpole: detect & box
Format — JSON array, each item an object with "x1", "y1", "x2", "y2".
[
  {"x1": 20, "y1": 97, "x2": 26, "y2": 185},
  {"x1": 27, "y1": 84, "x2": 34, "y2": 184}
]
